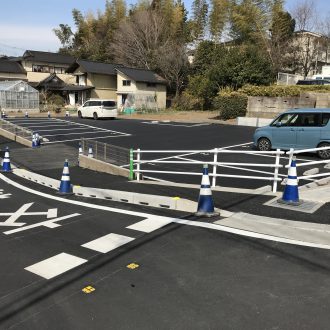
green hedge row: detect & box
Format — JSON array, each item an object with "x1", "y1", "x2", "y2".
[
  {"x1": 213, "y1": 93, "x2": 248, "y2": 120},
  {"x1": 239, "y1": 84, "x2": 330, "y2": 97}
]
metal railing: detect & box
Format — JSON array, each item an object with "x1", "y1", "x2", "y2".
[
  {"x1": 81, "y1": 138, "x2": 130, "y2": 166},
  {"x1": 0, "y1": 119, "x2": 32, "y2": 139},
  {"x1": 131, "y1": 148, "x2": 285, "y2": 193},
  {"x1": 286, "y1": 147, "x2": 330, "y2": 180}
]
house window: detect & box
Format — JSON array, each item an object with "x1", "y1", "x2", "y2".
[
  {"x1": 147, "y1": 82, "x2": 156, "y2": 87},
  {"x1": 32, "y1": 65, "x2": 50, "y2": 73},
  {"x1": 54, "y1": 67, "x2": 65, "y2": 74},
  {"x1": 123, "y1": 80, "x2": 131, "y2": 86}
]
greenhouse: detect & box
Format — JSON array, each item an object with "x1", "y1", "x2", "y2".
[{"x1": 0, "y1": 80, "x2": 39, "y2": 111}]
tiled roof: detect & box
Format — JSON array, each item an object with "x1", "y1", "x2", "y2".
[
  {"x1": 117, "y1": 67, "x2": 166, "y2": 84},
  {"x1": 66, "y1": 60, "x2": 118, "y2": 75},
  {"x1": 23, "y1": 50, "x2": 75, "y2": 65},
  {"x1": 0, "y1": 58, "x2": 26, "y2": 74}
]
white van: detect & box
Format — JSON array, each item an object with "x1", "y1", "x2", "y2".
[{"x1": 77, "y1": 99, "x2": 117, "y2": 120}]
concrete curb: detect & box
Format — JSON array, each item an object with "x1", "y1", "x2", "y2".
[
  {"x1": 0, "y1": 127, "x2": 31, "y2": 148},
  {"x1": 12, "y1": 168, "x2": 199, "y2": 213}
]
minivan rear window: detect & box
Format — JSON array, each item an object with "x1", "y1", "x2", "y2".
[
  {"x1": 102, "y1": 101, "x2": 116, "y2": 107},
  {"x1": 89, "y1": 101, "x2": 102, "y2": 106}
]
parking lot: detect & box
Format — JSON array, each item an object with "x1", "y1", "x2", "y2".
[
  {"x1": 4, "y1": 116, "x2": 326, "y2": 190},
  {"x1": 1, "y1": 116, "x2": 330, "y2": 328}
]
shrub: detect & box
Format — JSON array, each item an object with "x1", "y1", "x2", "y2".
[
  {"x1": 239, "y1": 84, "x2": 330, "y2": 97},
  {"x1": 213, "y1": 92, "x2": 248, "y2": 120},
  {"x1": 172, "y1": 92, "x2": 204, "y2": 111}
]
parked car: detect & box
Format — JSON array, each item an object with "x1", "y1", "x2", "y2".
[
  {"x1": 77, "y1": 99, "x2": 117, "y2": 120},
  {"x1": 296, "y1": 79, "x2": 330, "y2": 85},
  {"x1": 253, "y1": 108, "x2": 330, "y2": 159}
]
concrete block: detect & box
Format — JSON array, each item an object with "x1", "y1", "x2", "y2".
[
  {"x1": 79, "y1": 155, "x2": 130, "y2": 178},
  {"x1": 237, "y1": 117, "x2": 257, "y2": 126}
]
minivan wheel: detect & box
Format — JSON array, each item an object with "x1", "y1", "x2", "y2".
[
  {"x1": 93, "y1": 112, "x2": 98, "y2": 120},
  {"x1": 257, "y1": 137, "x2": 271, "y2": 151},
  {"x1": 317, "y1": 142, "x2": 330, "y2": 159},
  {"x1": 78, "y1": 111, "x2": 83, "y2": 119}
]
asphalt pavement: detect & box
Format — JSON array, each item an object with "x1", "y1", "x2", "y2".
[{"x1": 1, "y1": 117, "x2": 330, "y2": 328}]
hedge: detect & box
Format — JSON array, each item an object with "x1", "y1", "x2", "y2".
[
  {"x1": 213, "y1": 92, "x2": 248, "y2": 120},
  {"x1": 239, "y1": 84, "x2": 330, "y2": 97}
]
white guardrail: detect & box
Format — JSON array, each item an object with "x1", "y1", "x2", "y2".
[
  {"x1": 132, "y1": 147, "x2": 330, "y2": 193},
  {"x1": 132, "y1": 148, "x2": 285, "y2": 193}
]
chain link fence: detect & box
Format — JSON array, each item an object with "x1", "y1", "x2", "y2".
[
  {"x1": 277, "y1": 72, "x2": 304, "y2": 86},
  {"x1": 0, "y1": 119, "x2": 32, "y2": 139},
  {"x1": 81, "y1": 138, "x2": 130, "y2": 166}
]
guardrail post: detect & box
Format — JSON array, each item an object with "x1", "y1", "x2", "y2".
[
  {"x1": 212, "y1": 148, "x2": 218, "y2": 187},
  {"x1": 136, "y1": 148, "x2": 141, "y2": 181},
  {"x1": 272, "y1": 149, "x2": 281, "y2": 193},
  {"x1": 95, "y1": 142, "x2": 98, "y2": 159},
  {"x1": 104, "y1": 143, "x2": 106, "y2": 161},
  {"x1": 129, "y1": 148, "x2": 134, "y2": 180}
]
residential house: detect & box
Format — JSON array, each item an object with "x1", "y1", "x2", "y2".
[
  {"x1": 0, "y1": 57, "x2": 26, "y2": 81},
  {"x1": 116, "y1": 67, "x2": 167, "y2": 110}
]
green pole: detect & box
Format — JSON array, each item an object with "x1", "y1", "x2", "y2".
[{"x1": 129, "y1": 148, "x2": 134, "y2": 180}]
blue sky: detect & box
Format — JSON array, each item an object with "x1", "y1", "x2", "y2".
[{"x1": 0, "y1": 0, "x2": 329, "y2": 56}]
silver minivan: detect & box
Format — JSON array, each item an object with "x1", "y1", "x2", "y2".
[
  {"x1": 253, "y1": 108, "x2": 330, "y2": 159},
  {"x1": 77, "y1": 99, "x2": 117, "y2": 120}
]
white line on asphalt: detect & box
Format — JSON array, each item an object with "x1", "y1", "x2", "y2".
[
  {"x1": 143, "y1": 122, "x2": 210, "y2": 127},
  {"x1": 42, "y1": 130, "x2": 117, "y2": 137},
  {"x1": 4, "y1": 213, "x2": 81, "y2": 234},
  {"x1": 55, "y1": 118, "x2": 132, "y2": 136},
  {"x1": 36, "y1": 127, "x2": 98, "y2": 132},
  {"x1": 25, "y1": 253, "x2": 87, "y2": 279},
  {"x1": 126, "y1": 218, "x2": 174, "y2": 233},
  {"x1": 43, "y1": 134, "x2": 129, "y2": 144},
  {"x1": 82, "y1": 233, "x2": 135, "y2": 253},
  {"x1": 2, "y1": 174, "x2": 329, "y2": 249},
  {"x1": 23, "y1": 124, "x2": 75, "y2": 128}
]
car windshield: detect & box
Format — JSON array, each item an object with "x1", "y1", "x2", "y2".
[{"x1": 271, "y1": 113, "x2": 297, "y2": 126}]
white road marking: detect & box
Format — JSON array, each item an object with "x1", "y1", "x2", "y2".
[
  {"x1": 55, "y1": 118, "x2": 131, "y2": 136},
  {"x1": 2, "y1": 174, "x2": 330, "y2": 249},
  {"x1": 126, "y1": 218, "x2": 174, "y2": 233},
  {"x1": 0, "y1": 202, "x2": 33, "y2": 227},
  {"x1": 23, "y1": 124, "x2": 75, "y2": 128},
  {"x1": 82, "y1": 233, "x2": 135, "y2": 253},
  {"x1": 42, "y1": 130, "x2": 115, "y2": 137},
  {"x1": 25, "y1": 253, "x2": 87, "y2": 279},
  {"x1": 142, "y1": 122, "x2": 210, "y2": 128},
  {"x1": 43, "y1": 134, "x2": 129, "y2": 144},
  {"x1": 4, "y1": 213, "x2": 80, "y2": 235},
  {"x1": 36, "y1": 127, "x2": 96, "y2": 132}
]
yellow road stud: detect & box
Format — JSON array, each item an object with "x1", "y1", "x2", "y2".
[
  {"x1": 127, "y1": 263, "x2": 139, "y2": 269},
  {"x1": 82, "y1": 285, "x2": 95, "y2": 293}
]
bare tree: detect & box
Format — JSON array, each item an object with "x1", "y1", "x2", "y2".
[
  {"x1": 111, "y1": 10, "x2": 171, "y2": 69},
  {"x1": 291, "y1": 0, "x2": 316, "y2": 32},
  {"x1": 158, "y1": 43, "x2": 189, "y2": 96}
]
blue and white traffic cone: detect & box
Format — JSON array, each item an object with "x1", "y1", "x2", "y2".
[
  {"x1": 1, "y1": 111, "x2": 5, "y2": 119},
  {"x1": 78, "y1": 143, "x2": 83, "y2": 155},
  {"x1": 47, "y1": 111, "x2": 51, "y2": 118},
  {"x1": 195, "y1": 164, "x2": 219, "y2": 217},
  {"x1": 25, "y1": 111, "x2": 29, "y2": 118},
  {"x1": 65, "y1": 110, "x2": 70, "y2": 118},
  {"x1": 88, "y1": 146, "x2": 93, "y2": 158},
  {"x1": 1, "y1": 147, "x2": 12, "y2": 172},
  {"x1": 32, "y1": 133, "x2": 36, "y2": 148},
  {"x1": 58, "y1": 159, "x2": 73, "y2": 195},
  {"x1": 35, "y1": 132, "x2": 41, "y2": 147},
  {"x1": 278, "y1": 156, "x2": 301, "y2": 205}
]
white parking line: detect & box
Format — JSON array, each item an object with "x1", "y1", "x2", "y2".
[
  {"x1": 43, "y1": 134, "x2": 129, "y2": 144},
  {"x1": 25, "y1": 253, "x2": 87, "y2": 279},
  {"x1": 82, "y1": 233, "x2": 135, "y2": 253},
  {"x1": 142, "y1": 122, "x2": 210, "y2": 127},
  {"x1": 35, "y1": 127, "x2": 98, "y2": 133},
  {"x1": 126, "y1": 218, "x2": 174, "y2": 233},
  {"x1": 42, "y1": 130, "x2": 116, "y2": 137}
]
